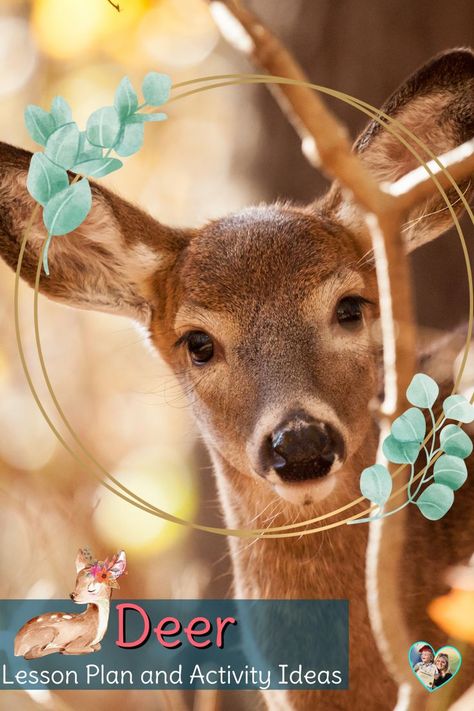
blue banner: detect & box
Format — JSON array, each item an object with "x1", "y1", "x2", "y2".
[{"x1": 0, "y1": 599, "x2": 348, "y2": 690}]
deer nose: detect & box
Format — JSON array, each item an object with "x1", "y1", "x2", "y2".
[{"x1": 267, "y1": 414, "x2": 344, "y2": 482}]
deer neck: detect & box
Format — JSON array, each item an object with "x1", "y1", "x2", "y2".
[
  {"x1": 87, "y1": 599, "x2": 110, "y2": 645},
  {"x1": 209, "y1": 441, "x2": 375, "y2": 601}
]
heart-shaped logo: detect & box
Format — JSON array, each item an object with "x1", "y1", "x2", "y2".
[{"x1": 409, "y1": 641, "x2": 462, "y2": 692}]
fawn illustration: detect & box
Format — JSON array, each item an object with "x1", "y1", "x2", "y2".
[
  {"x1": 1, "y1": 48, "x2": 473, "y2": 709},
  {"x1": 14, "y1": 550, "x2": 126, "y2": 659}
]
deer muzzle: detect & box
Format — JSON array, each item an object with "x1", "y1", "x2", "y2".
[{"x1": 264, "y1": 411, "x2": 345, "y2": 483}]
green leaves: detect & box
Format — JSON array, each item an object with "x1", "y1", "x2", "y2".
[
  {"x1": 50, "y1": 96, "x2": 72, "y2": 126},
  {"x1": 115, "y1": 122, "x2": 144, "y2": 157},
  {"x1": 356, "y1": 371, "x2": 473, "y2": 527},
  {"x1": 24, "y1": 105, "x2": 56, "y2": 146},
  {"x1": 360, "y1": 464, "x2": 392, "y2": 506},
  {"x1": 114, "y1": 77, "x2": 139, "y2": 120},
  {"x1": 382, "y1": 435, "x2": 420, "y2": 464},
  {"x1": 45, "y1": 123, "x2": 80, "y2": 170},
  {"x1": 391, "y1": 407, "x2": 426, "y2": 443},
  {"x1": 43, "y1": 178, "x2": 92, "y2": 238},
  {"x1": 25, "y1": 71, "x2": 172, "y2": 275},
  {"x1": 77, "y1": 132, "x2": 103, "y2": 162},
  {"x1": 406, "y1": 373, "x2": 439, "y2": 409},
  {"x1": 128, "y1": 112, "x2": 167, "y2": 123},
  {"x1": 433, "y1": 455, "x2": 467, "y2": 491},
  {"x1": 41, "y1": 178, "x2": 92, "y2": 275},
  {"x1": 443, "y1": 394, "x2": 474, "y2": 423},
  {"x1": 142, "y1": 72, "x2": 171, "y2": 106},
  {"x1": 416, "y1": 483, "x2": 454, "y2": 521},
  {"x1": 25, "y1": 96, "x2": 74, "y2": 147},
  {"x1": 440, "y1": 424, "x2": 473, "y2": 458},
  {"x1": 74, "y1": 157, "x2": 122, "y2": 178},
  {"x1": 26, "y1": 153, "x2": 69, "y2": 207},
  {"x1": 86, "y1": 107, "x2": 121, "y2": 148}
]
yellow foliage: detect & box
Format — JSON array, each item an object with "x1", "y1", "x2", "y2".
[
  {"x1": 428, "y1": 589, "x2": 474, "y2": 643},
  {"x1": 32, "y1": 0, "x2": 150, "y2": 60}
]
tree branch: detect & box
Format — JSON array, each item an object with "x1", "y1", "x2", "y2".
[
  {"x1": 207, "y1": 0, "x2": 415, "y2": 414},
  {"x1": 389, "y1": 138, "x2": 474, "y2": 210},
  {"x1": 208, "y1": 0, "x2": 391, "y2": 222},
  {"x1": 206, "y1": 0, "x2": 473, "y2": 700}
]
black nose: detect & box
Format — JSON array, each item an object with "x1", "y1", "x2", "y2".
[
  {"x1": 267, "y1": 413, "x2": 344, "y2": 482},
  {"x1": 69, "y1": 593, "x2": 75, "y2": 600}
]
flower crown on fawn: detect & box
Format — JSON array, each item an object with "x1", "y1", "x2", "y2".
[
  {"x1": 82, "y1": 548, "x2": 127, "y2": 589},
  {"x1": 24, "y1": 71, "x2": 172, "y2": 274}
]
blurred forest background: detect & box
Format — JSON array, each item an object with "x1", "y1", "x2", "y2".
[{"x1": 0, "y1": 1, "x2": 472, "y2": 709}]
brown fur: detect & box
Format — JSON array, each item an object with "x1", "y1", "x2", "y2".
[{"x1": 1, "y1": 49, "x2": 474, "y2": 709}]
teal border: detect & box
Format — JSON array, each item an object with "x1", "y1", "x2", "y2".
[{"x1": 408, "y1": 641, "x2": 462, "y2": 692}]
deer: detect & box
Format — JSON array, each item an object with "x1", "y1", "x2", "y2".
[
  {"x1": 14, "y1": 550, "x2": 126, "y2": 659},
  {"x1": 1, "y1": 32, "x2": 473, "y2": 710}
]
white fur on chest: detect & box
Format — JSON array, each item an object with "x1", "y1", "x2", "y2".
[{"x1": 91, "y1": 600, "x2": 110, "y2": 645}]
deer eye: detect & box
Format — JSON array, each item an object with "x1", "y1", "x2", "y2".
[
  {"x1": 183, "y1": 331, "x2": 214, "y2": 365},
  {"x1": 335, "y1": 296, "x2": 370, "y2": 329}
]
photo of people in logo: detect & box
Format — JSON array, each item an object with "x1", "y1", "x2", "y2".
[{"x1": 409, "y1": 643, "x2": 461, "y2": 691}]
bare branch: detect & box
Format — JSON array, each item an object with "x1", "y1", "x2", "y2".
[
  {"x1": 207, "y1": 2, "x2": 474, "y2": 697},
  {"x1": 389, "y1": 138, "x2": 474, "y2": 211},
  {"x1": 207, "y1": 0, "x2": 415, "y2": 409},
  {"x1": 208, "y1": 0, "x2": 390, "y2": 222},
  {"x1": 206, "y1": 0, "x2": 423, "y2": 694}
]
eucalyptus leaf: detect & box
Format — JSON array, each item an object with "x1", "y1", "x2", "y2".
[
  {"x1": 114, "y1": 77, "x2": 138, "y2": 120},
  {"x1": 360, "y1": 464, "x2": 392, "y2": 506},
  {"x1": 391, "y1": 407, "x2": 426, "y2": 443},
  {"x1": 443, "y1": 394, "x2": 474, "y2": 424},
  {"x1": 24, "y1": 105, "x2": 56, "y2": 146},
  {"x1": 74, "y1": 157, "x2": 123, "y2": 178},
  {"x1": 26, "y1": 153, "x2": 69, "y2": 207},
  {"x1": 406, "y1": 373, "x2": 439, "y2": 409},
  {"x1": 439, "y1": 424, "x2": 473, "y2": 458},
  {"x1": 416, "y1": 483, "x2": 454, "y2": 521},
  {"x1": 86, "y1": 106, "x2": 121, "y2": 148},
  {"x1": 382, "y1": 435, "x2": 420, "y2": 464},
  {"x1": 142, "y1": 72, "x2": 172, "y2": 106},
  {"x1": 77, "y1": 132, "x2": 103, "y2": 162},
  {"x1": 128, "y1": 112, "x2": 167, "y2": 123},
  {"x1": 45, "y1": 122, "x2": 80, "y2": 170},
  {"x1": 43, "y1": 178, "x2": 92, "y2": 236},
  {"x1": 114, "y1": 122, "x2": 144, "y2": 157},
  {"x1": 433, "y1": 454, "x2": 468, "y2": 491},
  {"x1": 50, "y1": 96, "x2": 72, "y2": 127}
]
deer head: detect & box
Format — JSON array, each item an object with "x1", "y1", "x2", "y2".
[
  {"x1": 0, "y1": 50, "x2": 472, "y2": 514},
  {"x1": 70, "y1": 549, "x2": 127, "y2": 603}
]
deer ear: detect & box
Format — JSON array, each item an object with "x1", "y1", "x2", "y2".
[
  {"x1": 0, "y1": 142, "x2": 191, "y2": 325},
  {"x1": 109, "y1": 550, "x2": 127, "y2": 579},
  {"x1": 75, "y1": 548, "x2": 92, "y2": 573},
  {"x1": 325, "y1": 49, "x2": 474, "y2": 253}
]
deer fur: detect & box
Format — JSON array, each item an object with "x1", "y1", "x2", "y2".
[{"x1": 1, "y1": 50, "x2": 474, "y2": 709}]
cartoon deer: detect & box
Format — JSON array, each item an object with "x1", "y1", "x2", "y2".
[
  {"x1": 14, "y1": 550, "x2": 126, "y2": 658},
  {"x1": 1, "y1": 28, "x2": 473, "y2": 711}
]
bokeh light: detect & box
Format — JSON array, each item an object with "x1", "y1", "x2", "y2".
[
  {"x1": 0, "y1": 0, "x2": 249, "y2": 643},
  {"x1": 138, "y1": 0, "x2": 219, "y2": 68},
  {"x1": 0, "y1": 17, "x2": 38, "y2": 98},
  {"x1": 92, "y1": 446, "x2": 198, "y2": 555},
  {"x1": 32, "y1": 0, "x2": 150, "y2": 61}
]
